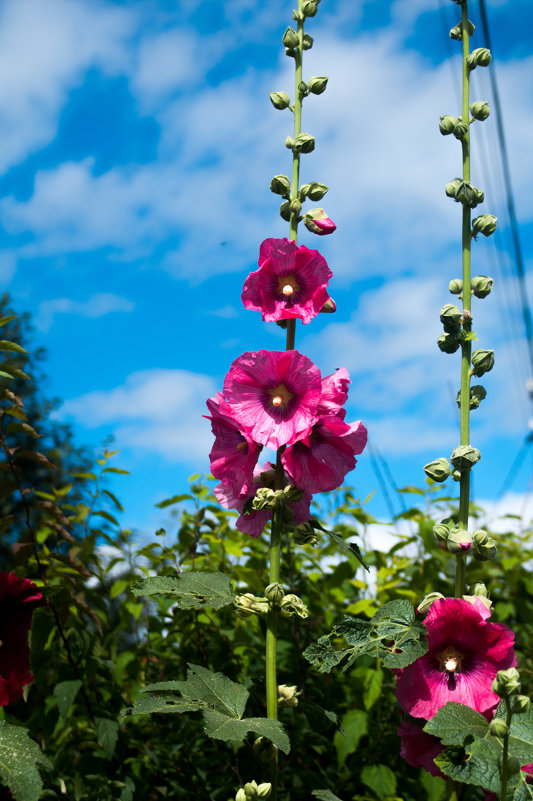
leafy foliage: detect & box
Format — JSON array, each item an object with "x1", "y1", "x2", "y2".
[{"x1": 131, "y1": 571, "x2": 234, "y2": 610}]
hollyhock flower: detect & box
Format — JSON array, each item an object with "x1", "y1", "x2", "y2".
[
  {"x1": 317, "y1": 367, "x2": 351, "y2": 419},
  {"x1": 395, "y1": 597, "x2": 516, "y2": 721},
  {"x1": 0, "y1": 572, "x2": 44, "y2": 706},
  {"x1": 303, "y1": 208, "x2": 337, "y2": 236},
  {"x1": 282, "y1": 415, "x2": 367, "y2": 494},
  {"x1": 215, "y1": 462, "x2": 312, "y2": 537},
  {"x1": 223, "y1": 349, "x2": 322, "y2": 451},
  {"x1": 241, "y1": 237, "x2": 333, "y2": 324},
  {"x1": 398, "y1": 718, "x2": 445, "y2": 779},
  {"x1": 205, "y1": 393, "x2": 261, "y2": 498}
]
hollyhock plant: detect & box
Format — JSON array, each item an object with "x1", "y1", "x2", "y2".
[
  {"x1": 223, "y1": 349, "x2": 322, "y2": 451},
  {"x1": 0, "y1": 572, "x2": 44, "y2": 707},
  {"x1": 241, "y1": 237, "x2": 333, "y2": 324},
  {"x1": 205, "y1": 393, "x2": 261, "y2": 498},
  {"x1": 395, "y1": 597, "x2": 516, "y2": 721},
  {"x1": 398, "y1": 718, "x2": 445, "y2": 779}
]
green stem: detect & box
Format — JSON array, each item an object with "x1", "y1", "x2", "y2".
[
  {"x1": 266, "y1": 502, "x2": 282, "y2": 799},
  {"x1": 499, "y1": 699, "x2": 513, "y2": 801},
  {"x1": 289, "y1": 11, "x2": 303, "y2": 244},
  {"x1": 456, "y1": 0, "x2": 472, "y2": 597}
]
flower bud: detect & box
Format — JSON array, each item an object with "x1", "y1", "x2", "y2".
[
  {"x1": 493, "y1": 668, "x2": 521, "y2": 698},
  {"x1": 298, "y1": 80, "x2": 310, "y2": 98},
  {"x1": 308, "y1": 76, "x2": 328, "y2": 95},
  {"x1": 270, "y1": 175, "x2": 291, "y2": 197},
  {"x1": 472, "y1": 215, "x2": 497, "y2": 239},
  {"x1": 449, "y1": 24, "x2": 461, "y2": 40},
  {"x1": 257, "y1": 784, "x2": 272, "y2": 799},
  {"x1": 417, "y1": 592, "x2": 445, "y2": 614},
  {"x1": 455, "y1": 181, "x2": 482, "y2": 207},
  {"x1": 489, "y1": 718, "x2": 509, "y2": 738},
  {"x1": 469, "y1": 48, "x2": 492, "y2": 69},
  {"x1": 445, "y1": 178, "x2": 462, "y2": 198},
  {"x1": 471, "y1": 349, "x2": 494, "y2": 376},
  {"x1": 424, "y1": 457, "x2": 452, "y2": 483},
  {"x1": 253, "y1": 737, "x2": 278, "y2": 762},
  {"x1": 283, "y1": 484, "x2": 304, "y2": 502},
  {"x1": 278, "y1": 684, "x2": 299, "y2": 708},
  {"x1": 280, "y1": 201, "x2": 291, "y2": 222},
  {"x1": 463, "y1": 593, "x2": 492, "y2": 611},
  {"x1": 244, "y1": 781, "x2": 258, "y2": 798},
  {"x1": 320, "y1": 297, "x2": 336, "y2": 314},
  {"x1": 302, "y1": 0, "x2": 318, "y2": 17},
  {"x1": 453, "y1": 122, "x2": 469, "y2": 140},
  {"x1": 294, "y1": 132, "x2": 315, "y2": 154},
  {"x1": 235, "y1": 593, "x2": 269, "y2": 617},
  {"x1": 433, "y1": 518, "x2": 453, "y2": 544},
  {"x1": 450, "y1": 445, "x2": 481, "y2": 471},
  {"x1": 306, "y1": 181, "x2": 329, "y2": 201},
  {"x1": 265, "y1": 582, "x2": 285, "y2": 605},
  {"x1": 473, "y1": 529, "x2": 489, "y2": 546},
  {"x1": 439, "y1": 115, "x2": 459, "y2": 135},
  {"x1": 440, "y1": 303, "x2": 462, "y2": 330},
  {"x1": 470, "y1": 101, "x2": 490, "y2": 121},
  {"x1": 270, "y1": 91, "x2": 290, "y2": 110},
  {"x1": 285, "y1": 136, "x2": 295, "y2": 150},
  {"x1": 471, "y1": 274, "x2": 494, "y2": 297},
  {"x1": 449, "y1": 278, "x2": 463, "y2": 295},
  {"x1": 446, "y1": 528, "x2": 472, "y2": 554},
  {"x1": 472, "y1": 536, "x2": 497, "y2": 562},
  {"x1": 236, "y1": 790, "x2": 247, "y2": 801},
  {"x1": 467, "y1": 582, "x2": 488, "y2": 597},
  {"x1": 507, "y1": 757, "x2": 521, "y2": 775},
  {"x1": 451, "y1": 470, "x2": 461, "y2": 482},
  {"x1": 290, "y1": 199, "x2": 302, "y2": 215},
  {"x1": 511, "y1": 695, "x2": 531, "y2": 714},
  {"x1": 457, "y1": 384, "x2": 487, "y2": 410},
  {"x1": 302, "y1": 33, "x2": 313, "y2": 50},
  {"x1": 437, "y1": 332, "x2": 461, "y2": 354},
  {"x1": 304, "y1": 208, "x2": 336, "y2": 235},
  {"x1": 282, "y1": 27, "x2": 299, "y2": 50},
  {"x1": 280, "y1": 593, "x2": 309, "y2": 619},
  {"x1": 293, "y1": 521, "x2": 320, "y2": 545}
]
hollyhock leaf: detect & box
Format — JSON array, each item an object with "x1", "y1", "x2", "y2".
[
  {"x1": 303, "y1": 634, "x2": 353, "y2": 673},
  {"x1": 515, "y1": 778, "x2": 533, "y2": 801},
  {"x1": 369, "y1": 600, "x2": 428, "y2": 668},
  {"x1": 436, "y1": 738, "x2": 515, "y2": 793},
  {"x1": 202, "y1": 710, "x2": 290, "y2": 753},
  {"x1": 312, "y1": 792, "x2": 344, "y2": 801},
  {"x1": 130, "y1": 571, "x2": 234, "y2": 610},
  {"x1": 361, "y1": 764, "x2": 397, "y2": 799},
  {"x1": 423, "y1": 702, "x2": 489, "y2": 745},
  {"x1": 0, "y1": 722, "x2": 50, "y2": 801},
  {"x1": 54, "y1": 680, "x2": 82, "y2": 719}
]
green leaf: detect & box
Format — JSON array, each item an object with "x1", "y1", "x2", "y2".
[
  {"x1": 362, "y1": 668, "x2": 383, "y2": 710},
  {"x1": 0, "y1": 316, "x2": 17, "y2": 327},
  {"x1": 312, "y1": 792, "x2": 344, "y2": 801},
  {"x1": 95, "y1": 718, "x2": 119, "y2": 760},
  {"x1": 326, "y1": 528, "x2": 369, "y2": 571},
  {"x1": 131, "y1": 571, "x2": 234, "y2": 610},
  {"x1": 0, "y1": 722, "x2": 50, "y2": 801},
  {"x1": 5, "y1": 421, "x2": 39, "y2": 438},
  {"x1": 334, "y1": 709, "x2": 368, "y2": 766},
  {"x1": 155, "y1": 493, "x2": 192, "y2": 508},
  {"x1": 102, "y1": 466, "x2": 130, "y2": 475},
  {"x1": 101, "y1": 489, "x2": 124, "y2": 511},
  {"x1": 424, "y1": 702, "x2": 489, "y2": 745},
  {"x1": 361, "y1": 764, "x2": 397, "y2": 799},
  {"x1": 202, "y1": 710, "x2": 290, "y2": 754},
  {"x1": 94, "y1": 509, "x2": 120, "y2": 526},
  {"x1": 0, "y1": 340, "x2": 27, "y2": 354},
  {"x1": 436, "y1": 739, "x2": 512, "y2": 793},
  {"x1": 515, "y1": 777, "x2": 533, "y2": 801},
  {"x1": 54, "y1": 679, "x2": 82, "y2": 719}
]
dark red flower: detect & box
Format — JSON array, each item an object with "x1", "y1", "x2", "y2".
[
  {"x1": 0, "y1": 572, "x2": 43, "y2": 706},
  {"x1": 398, "y1": 718, "x2": 445, "y2": 778}
]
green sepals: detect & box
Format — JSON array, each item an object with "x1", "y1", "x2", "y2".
[
  {"x1": 302, "y1": 33, "x2": 314, "y2": 50},
  {"x1": 130, "y1": 571, "x2": 234, "y2": 610},
  {"x1": 280, "y1": 593, "x2": 309, "y2": 619},
  {"x1": 308, "y1": 76, "x2": 328, "y2": 95},
  {"x1": 449, "y1": 278, "x2": 463, "y2": 295},
  {"x1": 489, "y1": 717, "x2": 509, "y2": 738},
  {"x1": 433, "y1": 517, "x2": 453, "y2": 544},
  {"x1": 285, "y1": 135, "x2": 295, "y2": 150},
  {"x1": 472, "y1": 536, "x2": 497, "y2": 562},
  {"x1": 440, "y1": 303, "x2": 462, "y2": 330},
  {"x1": 290, "y1": 198, "x2": 302, "y2": 215},
  {"x1": 467, "y1": 47, "x2": 492, "y2": 70},
  {"x1": 449, "y1": 19, "x2": 475, "y2": 39},
  {"x1": 298, "y1": 80, "x2": 310, "y2": 98},
  {"x1": 270, "y1": 91, "x2": 290, "y2": 110},
  {"x1": 292, "y1": 521, "x2": 320, "y2": 545},
  {"x1": 306, "y1": 181, "x2": 328, "y2": 200},
  {"x1": 292, "y1": 8, "x2": 304, "y2": 23},
  {"x1": 472, "y1": 214, "x2": 497, "y2": 238},
  {"x1": 453, "y1": 122, "x2": 468, "y2": 140},
  {"x1": 302, "y1": 0, "x2": 318, "y2": 17},
  {"x1": 234, "y1": 593, "x2": 269, "y2": 617},
  {"x1": 450, "y1": 445, "x2": 481, "y2": 471},
  {"x1": 293, "y1": 132, "x2": 315, "y2": 153},
  {"x1": 320, "y1": 297, "x2": 336, "y2": 313},
  {"x1": 265, "y1": 582, "x2": 285, "y2": 605},
  {"x1": 471, "y1": 274, "x2": 494, "y2": 297},
  {"x1": 282, "y1": 26, "x2": 299, "y2": 50},
  {"x1": 454, "y1": 181, "x2": 484, "y2": 208},
  {"x1": 277, "y1": 684, "x2": 299, "y2": 708},
  {"x1": 437, "y1": 332, "x2": 462, "y2": 354},
  {"x1": 492, "y1": 668, "x2": 521, "y2": 698},
  {"x1": 439, "y1": 115, "x2": 459, "y2": 135},
  {"x1": 445, "y1": 178, "x2": 462, "y2": 199},
  {"x1": 446, "y1": 528, "x2": 472, "y2": 554},
  {"x1": 456, "y1": 384, "x2": 487, "y2": 410},
  {"x1": 423, "y1": 457, "x2": 452, "y2": 483},
  {"x1": 471, "y1": 348, "x2": 494, "y2": 376},
  {"x1": 511, "y1": 695, "x2": 531, "y2": 714},
  {"x1": 467, "y1": 581, "x2": 489, "y2": 598},
  {"x1": 470, "y1": 100, "x2": 490, "y2": 121},
  {"x1": 270, "y1": 174, "x2": 291, "y2": 197},
  {"x1": 417, "y1": 592, "x2": 445, "y2": 614},
  {"x1": 280, "y1": 201, "x2": 291, "y2": 221}
]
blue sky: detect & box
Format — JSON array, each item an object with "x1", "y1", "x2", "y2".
[{"x1": 3, "y1": 0, "x2": 533, "y2": 538}]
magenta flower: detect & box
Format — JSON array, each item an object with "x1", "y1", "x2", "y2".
[
  {"x1": 241, "y1": 237, "x2": 333, "y2": 324},
  {"x1": 395, "y1": 597, "x2": 516, "y2": 720},
  {"x1": 223, "y1": 349, "x2": 322, "y2": 451},
  {"x1": 317, "y1": 367, "x2": 351, "y2": 419},
  {"x1": 0, "y1": 572, "x2": 44, "y2": 707},
  {"x1": 282, "y1": 415, "x2": 367, "y2": 494},
  {"x1": 398, "y1": 718, "x2": 445, "y2": 779},
  {"x1": 303, "y1": 208, "x2": 337, "y2": 236},
  {"x1": 205, "y1": 393, "x2": 261, "y2": 498}
]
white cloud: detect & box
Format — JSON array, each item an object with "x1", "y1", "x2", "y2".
[{"x1": 36, "y1": 292, "x2": 134, "y2": 332}]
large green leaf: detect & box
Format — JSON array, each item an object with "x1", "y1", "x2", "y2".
[
  {"x1": 203, "y1": 710, "x2": 290, "y2": 754},
  {"x1": 436, "y1": 739, "x2": 519, "y2": 794},
  {"x1": 361, "y1": 764, "x2": 397, "y2": 799},
  {"x1": 424, "y1": 702, "x2": 489, "y2": 745},
  {"x1": 131, "y1": 571, "x2": 234, "y2": 610},
  {"x1": 515, "y1": 777, "x2": 533, "y2": 801},
  {"x1": 0, "y1": 722, "x2": 50, "y2": 801}
]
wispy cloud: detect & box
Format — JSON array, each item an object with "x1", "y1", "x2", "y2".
[{"x1": 36, "y1": 292, "x2": 134, "y2": 332}]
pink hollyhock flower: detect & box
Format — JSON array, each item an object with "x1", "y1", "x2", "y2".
[
  {"x1": 282, "y1": 415, "x2": 367, "y2": 494},
  {"x1": 0, "y1": 572, "x2": 44, "y2": 706},
  {"x1": 215, "y1": 462, "x2": 312, "y2": 537},
  {"x1": 223, "y1": 349, "x2": 322, "y2": 451},
  {"x1": 205, "y1": 393, "x2": 261, "y2": 498},
  {"x1": 398, "y1": 718, "x2": 445, "y2": 779},
  {"x1": 317, "y1": 367, "x2": 351, "y2": 419},
  {"x1": 304, "y1": 208, "x2": 337, "y2": 236},
  {"x1": 241, "y1": 237, "x2": 333, "y2": 324},
  {"x1": 395, "y1": 597, "x2": 516, "y2": 721}
]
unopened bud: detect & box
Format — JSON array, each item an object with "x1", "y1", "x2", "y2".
[
  {"x1": 470, "y1": 101, "x2": 490, "y2": 121},
  {"x1": 469, "y1": 385, "x2": 487, "y2": 410},
  {"x1": 244, "y1": 781, "x2": 258, "y2": 798},
  {"x1": 417, "y1": 592, "x2": 445, "y2": 614},
  {"x1": 282, "y1": 27, "x2": 299, "y2": 50},
  {"x1": 277, "y1": 684, "x2": 299, "y2": 708},
  {"x1": 257, "y1": 784, "x2": 272, "y2": 799},
  {"x1": 308, "y1": 76, "x2": 328, "y2": 95},
  {"x1": 293, "y1": 521, "x2": 320, "y2": 545},
  {"x1": 473, "y1": 529, "x2": 489, "y2": 546},
  {"x1": 472, "y1": 536, "x2": 497, "y2": 561},
  {"x1": 471, "y1": 274, "x2": 494, "y2": 297},
  {"x1": 304, "y1": 208, "x2": 336, "y2": 235},
  {"x1": 455, "y1": 181, "x2": 483, "y2": 208},
  {"x1": 270, "y1": 175, "x2": 291, "y2": 197},
  {"x1": 451, "y1": 470, "x2": 461, "y2": 482},
  {"x1": 489, "y1": 718, "x2": 509, "y2": 738},
  {"x1": 280, "y1": 593, "x2": 309, "y2": 619},
  {"x1": 236, "y1": 790, "x2": 247, "y2": 801},
  {"x1": 437, "y1": 332, "x2": 461, "y2": 354},
  {"x1": 449, "y1": 19, "x2": 475, "y2": 39},
  {"x1": 302, "y1": 33, "x2": 314, "y2": 50},
  {"x1": 511, "y1": 695, "x2": 531, "y2": 714},
  {"x1": 290, "y1": 199, "x2": 302, "y2": 215},
  {"x1": 467, "y1": 582, "x2": 489, "y2": 598},
  {"x1": 453, "y1": 122, "x2": 469, "y2": 140},
  {"x1": 253, "y1": 737, "x2": 278, "y2": 762},
  {"x1": 439, "y1": 115, "x2": 459, "y2": 135},
  {"x1": 279, "y1": 201, "x2": 291, "y2": 222},
  {"x1": 283, "y1": 484, "x2": 304, "y2": 502},
  {"x1": 440, "y1": 303, "x2": 462, "y2": 331},
  {"x1": 424, "y1": 457, "x2": 452, "y2": 483},
  {"x1": 285, "y1": 136, "x2": 295, "y2": 150},
  {"x1": 449, "y1": 278, "x2": 463, "y2": 295},
  {"x1": 293, "y1": 132, "x2": 315, "y2": 154},
  {"x1": 507, "y1": 757, "x2": 521, "y2": 775},
  {"x1": 302, "y1": 0, "x2": 318, "y2": 17},
  {"x1": 492, "y1": 668, "x2": 521, "y2": 698},
  {"x1": 298, "y1": 80, "x2": 309, "y2": 98},
  {"x1": 450, "y1": 445, "x2": 481, "y2": 471},
  {"x1": 270, "y1": 91, "x2": 290, "y2": 110},
  {"x1": 433, "y1": 518, "x2": 453, "y2": 544},
  {"x1": 234, "y1": 593, "x2": 269, "y2": 617},
  {"x1": 446, "y1": 528, "x2": 472, "y2": 554},
  {"x1": 265, "y1": 582, "x2": 285, "y2": 605},
  {"x1": 471, "y1": 349, "x2": 494, "y2": 376},
  {"x1": 445, "y1": 178, "x2": 462, "y2": 198},
  {"x1": 467, "y1": 48, "x2": 492, "y2": 70},
  {"x1": 319, "y1": 297, "x2": 336, "y2": 314},
  {"x1": 472, "y1": 215, "x2": 497, "y2": 238},
  {"x1": 306, "y1": 182, "x2": 329, "y2": 201}
]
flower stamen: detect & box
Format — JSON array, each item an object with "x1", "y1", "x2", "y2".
[
  {"x1": 282, "y1": 284, "x2": 294, "y2": 296},
  {"x1": 438, "y1": 646, "x2": 464, "y2": 674},
  {"x1": 269, "y1": 383, "x2": 294, "y2": 410}
]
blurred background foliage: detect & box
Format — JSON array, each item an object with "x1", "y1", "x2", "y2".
[{"x1": 1, "y1": 298, "x2": 531, "y2": 801}]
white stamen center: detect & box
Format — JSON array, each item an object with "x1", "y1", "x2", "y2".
[
  {"x1": 272, "y1": 395, "x2": 284, "y2": 407},
  {"x1": 445, "y1": 658, "x2": 457, "y2": 672},
  {"x1": 282, "y1": 284, "x2": 294, "y2": 296}
]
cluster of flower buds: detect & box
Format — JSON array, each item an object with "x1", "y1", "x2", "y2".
[
  {"x1": 466, "y1": 47, "x2": 492, "y2": 70},
  {"x1": 445, "y1": 178, "x2": 484, "y2": 208},
  {"x1": 431, "y1": 517, "x2": 496, "y2": 560},
  {"x1": 277, "y1": 684, "x2": 300, "y2": 708},
  {"x1": 449, "y1": 18, "x2": 475, "y2": 40},
  {"x1": 437, "y1": 302, "x2": 465, "y2": 354},
  {"x1": 235, "y1": 780, "x2": 272, "y2": 801},
  {"x1": 248, "y1": 485, "x2": 304, "y2": 512},
  {"x1": 234, "y1": 593, "x2": 270, "y2": 618},
  {"x1": 456, "y1": 384, "x2": 487, "y2": 410}
]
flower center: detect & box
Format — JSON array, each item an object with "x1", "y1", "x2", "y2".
[
  {"x1": 277, "y1": 274, "x2": 300, "y2": 299},
  {"x1": 282, "y1": 284, "x2": 294, "y2": 296},
  {"x1": 269, "y1": 384, "x2": 294, "y2": 409},
  {"x1": 438, "y1": 646, "x2": 464, "y2": 673}
]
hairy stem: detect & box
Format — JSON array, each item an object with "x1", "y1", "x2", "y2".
[
  {"x1": 499, "y1": 699, "x2": 513, "y2": 801},
  {"x1": 266, "y1": 502, "x2": 282, "y2": 799}
]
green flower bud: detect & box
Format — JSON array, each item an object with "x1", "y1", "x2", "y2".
[
  {"x1": 270, "y1": 91, "x2": 290, "y2": 110},
  {"x1": 471, "y1": 47, "x2": 492, "y2": 68},
  {"x1": 270, "y1": 174, "x2": 291, "y2": 197},
  {"x1": 507, "y1": 757, "x2": 521, "y2": 775},
  {"x1": 489, "y1": 717, "x2": 509, "y2": 738},
  {"x1": 320, "y1": 297, "x2": 336, "y2": 313},
  {"x1": 298, "y1": 80, "x2": 310, "y2": 98},
  {"x1": 492, "y1": 668, "x2": 521, "y2": 698},
  {"x1": 293, "y1": 521, "x2": 320, "y2": 545},
  {"x1": 467, "y1": 582, "x2": 488, "y2": 598},
  {"x1": 463, "y1": 593, "x2": 493, "y2": 611},
  {"x1": 473, "y1": 529, "x2": 489, "y2": 546},
  {"x1": 445, "y1": 178, "x2": 462, "y2": 199},
  {"x1": 280, "y1": 593, "x2": 309, "y2": 619},
  {"x1": 252, "y1": 487, "x2": 277, "y2": 510},
  {"x1": 306, "y1": 181, "x2": 329, "y2": 201},
  {"x1": 439, "y1": 115, "x2": 459, "y2": 135},
  {"x1": 417, "y1": 592, "x2": 445, "y2": 614},
  {"x1": 440, "y1": 303, "x2": 462, "y2": 330},
  {"x1": 455, "y1": 181, "x2": 483, "y2": 207},
  {"x1": 472, "y1": 215, "x2": 497, "y2": 238},
  {"x1": 290, "y1": 198, "x2": 302, "y2": 215},
  {"x1": 308, "y1": 76, "x2": 328, "y2": 95},
  {"x1": 511, "y1": 695, "x2": 531, "y2": 714},
  {"x1": 424, "y1": 457, "x2": 452, "y2": 483},
  {"x1": 446, "y1": 528, "x2": 472, "y2": 554},
  {"x1": 293, "y1": 132, "x2": 315, "y2": 153},
  {"x1": 449, "y1": 24, "x2": 461, "y2": 40},
  {"x1": 449, "y1": 278, "x2": 463, "y2": 295},
  {"x1": 253, "y1": 737, "x2": 278, "y2": 762},
  {"x1": 457, "y1": 384, "x2": 487, "y2": 410},
  {"x1": 244, "y1": 781, "x2": 258, "y2": 798},
  {"x1": 257, "y1": 784, "x2": 272, "y2": 799},
  {"x1": 282, "y1": 27, "x2": 299, "y2": 50},
  {"x1": 470, "y1": 101, "x2": 490, "y2": 121},
  {"x1": 234, "y1": 593, "x2": 269, "y2": 617},
  {"x1": 277, "y1": 684, "x2": 299, "y2": 708},
  {"x1": 453, "y1": 122, "x2": 469, "y2": 140},
  {"x1": 450, "y1": 445, "x2": 481, "y2": 471},
  {"x1": 433, "y1": 518, "x2": 453, "y2": 544},
  {"x1": 471, "y1": 348, "x2": 494, "y2": 376},
  {"x1": 437, "y1": 332, "x2": 461, "y2": 354},
  {"x1": 451, "y1": 469, "x2": 461, "y2": 482},
  {"x1": 475, "y1": 187, "x2": 485, "y2": 205},
  {"x1": 302, "y1": 0, "x2": 318, "y2": 17},
  {"x1": 285, "y1": 136, "x2": 295, "y2": 150},
  {"x1": 283, "y1": 484, "x2": 304, "y2": 502},
  {"x1": 302, "y1": 33, "x2": 313, "y2": 50},
  {"x1": 472, "y1": 537, "x2": 497, "y2": 562},
  {"x1": 280, "y1": 201, "x2": 291, "y2": 222},
  {"x1": 236, "y1": 790, "x2": 248, "y2": 801},
  {"x1": 265, "y1": 582, "x2": 285, "y2": 605},
  {"x1": 471, "y1": 274, "x2": 494, "y2": 297}
]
